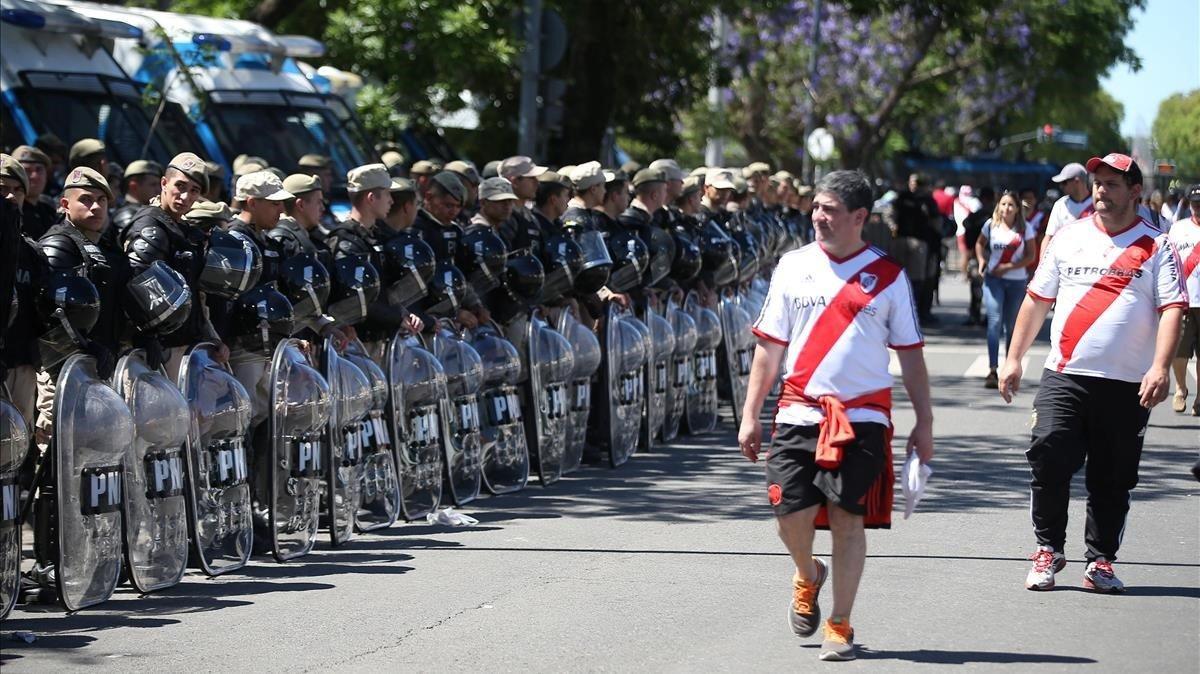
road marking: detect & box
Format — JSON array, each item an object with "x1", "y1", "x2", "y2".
[{"x1": 888, "y1": 348, "x2": 1039, "y2": 377}]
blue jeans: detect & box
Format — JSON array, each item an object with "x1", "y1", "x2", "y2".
[{"x1": 983, "y1": 275, "x2": 1026, "y2": 368}]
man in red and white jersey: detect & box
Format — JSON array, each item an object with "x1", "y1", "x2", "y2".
[
  {"x1": 738, "y1": 170, "x2": 934, "y2": 662},
  {"x1": 1041, "y1": 163, "x2": 1094, "y2": 251},
  {"x1": 1168, "y1": 183, "x2": 1200, "y2": 415},
  {"x1": 999, "y1": 153, "x2": 1186, "y2": 594}
]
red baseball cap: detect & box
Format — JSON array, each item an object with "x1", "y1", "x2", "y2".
[{"x1": 1085, "y1": 153, "x2": 1134, "y2": 174}]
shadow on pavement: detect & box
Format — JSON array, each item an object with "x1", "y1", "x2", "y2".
[{"x1": 856, "y1": 647, "x2": 1096, "y2": 664}]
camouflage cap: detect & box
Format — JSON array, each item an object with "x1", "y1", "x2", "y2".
[
  {"x1": 124, "y1": 159, "x2": 164, "y2": 180},
  {"x1": 12, "y1": 145, "x2": 51, "y2": 167},
  {"x1": 381, "y1": 150, "x2": 406, "y2": 170},
  {"x1": 68, "y1": 138, "x2": 106, "y2": 166},
  {"x1": 568, "y1": 161, "x2": 605, "y2": 191},
  {"x1": 430, "y1": 171, "x2": 466, "y2": 203},
  {"x1": 743, "y1": 161, "x2": 771, "y2": 177},
  {"x1": 0, "y1": 154, "x2": 29, "y2": 193},
  {"x1": 235, "y1": 170, "x2": 294, "y2": 202},
  {"x1": 632, "y1": 168, "x2": 667, "y2": 188},
  {"x1": 283, "y1": 173, "x2": 322, "y2": 196},
  {"x1": 410, "y1": 159, "x2": 441, "y2": 176},
  {"x1": 62, "y1": 166, "x2": 113, "y2": 200},
  {"x1": 184, "y1": 200, "x2": 234, "y2": 224},
  {"x1": 648, "y1": 158, "x2": 684, "y2": 182},
  {"x1": 167, "y1": 152, "x2": 210, "y2": 191},
  {"x1": 297, "y1": 153, "x2": 331, "y2": 169},
  {"x1": 479, "y1": 176, "x2": 518, "y2": 201},
  {"x1": 232, "y1": 154, "x2": 269, "y2": 172},
  {"x1": 445, "y1": 160, "x2": 481, "y2": 185}
]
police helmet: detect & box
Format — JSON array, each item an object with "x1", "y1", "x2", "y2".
[
  {"x1": 278, "y1": 254, "x2": 331, "y2": 321},
  {"x1": 200, "y1": 229, "x2": 262, "y2": 298},
  {"x1": 381, "y1": 231, "x2": 436, "y2": 308},
  {"x1": 124, "y1": 261, "x2": 193, "y2": 336},
  {"x1": 230, "y1": 285, "x2": 294, "y2": 354},
  {"x1": 326, "y1": 256, "x2": 381, "y2": 325}
]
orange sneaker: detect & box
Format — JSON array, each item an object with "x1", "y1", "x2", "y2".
[
  {"x1": 819, "y1": 617, "x2": 856, "y2": 661},
  {"x1": 789, "y1": 557, "x2": 827, "y2": 637}
]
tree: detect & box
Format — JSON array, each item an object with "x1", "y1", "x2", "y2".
[
  {"x1": 1152, "y1": 90, "x2": 1200, "y2": 178},
  {"x1": 708, "y1": 0, "x2": 1143, "y2": 173}
]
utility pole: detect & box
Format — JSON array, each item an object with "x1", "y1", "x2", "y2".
[
  {"x1": 517, "y1": 0, "x2": 543, "y2": 157},
  {"x1": 801, "y1": 0, "x2": 822, "y2": 183},
  {"x1": 704, "y1": 12, "x2": 728, "y2": 168}
]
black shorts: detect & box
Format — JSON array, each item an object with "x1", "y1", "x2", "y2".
[
  {"x1": 765, "y1": 422, "x2": 888, "y2": 517},
  {"x1": 1177, "y1": 308, "x2": 1200, "y2": 359}
]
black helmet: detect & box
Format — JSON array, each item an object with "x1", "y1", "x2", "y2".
[
  {"x1": 605, "y1": 229, "x2": 649, "y2": 293},
  {"x1": 230, "y1": 286, "x2": 294, "y2": 354},
  {"x1": 539, "y1": 233, "x2": 583, "y2": 300},
  {"x1": 124, "y1": 261, "x2": 193, "y2": 336},
  {"x1": 456, "y1": 226, "x2": 508, "y2": 297},
  {"x1": 486, "y1": 253, "x2": 545, "y2": 324},
  {"x1": 731, "y1": 229, "x2": 759, "y2": 284},
  {"x1": 698, "y1": 221, "x2": 738, "y2": 288},
  {"x1": 640, "y1": 225, "x2": 676, "y2": 287},
  {"x1": 420, "y1": 261, "x2": 468, "y2": 317},
  {"x1": 278, "y1": 254, "x2": 331, "y2": 321},
  {"x1": 36, "y1": 273, "x2": 101, "y2": 369},
  {"x1": 571, "y1": 229, "x2": 612, "y2": 295},
  {"x1": 668, "y1": 229, "x2": 702, "y2": 283},
  {"x1": 200, "y1": 229, "x2": 262, "y2": 298},
  {"x1": 326, "y1": 256, "x2": 380, "y2": 325},
  {"x1": 381, "y1": 231, "x2": 436, "y2": 308}
]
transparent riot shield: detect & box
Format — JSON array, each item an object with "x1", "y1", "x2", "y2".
[
  {"x1": 268, "y1": 339, "x2": 332, "y2": 562},
  {"x1": 388, "y1": 334, "x2": 447, "y2": 521},
  {"x1": 467, "y1": 323, "x2": 527, "y2": 494},
  {"x1": 113, "y1": 350, "x2": 190, "y2": 594},
  {"x1": 522, "y1": 311, "x2": 574, "y2": 486},
  {"x1": 431, "y1": 324, "x2": 484, "y2": 504},
  {"x1": 592, "y1": 303, "x2": 648, "y2": 467},
  {"x1": 0, "y1": 390, "x2": 28, "y2": 619},
  {"x1": 342, "y1": 339, "x2": 400, "y2": 532},
  {"x1": 556, "y1": 308, "x2": 601, "y2": 474},
  {"x1": 53, "y1": 354, "x2": 133, "y2": 610},
  {"x1": 179, "y1": 343, "x2": 253, "y2": 576},
  {"x1": 638, "y1": 308, "x2": 675, "y2": 450},
  {"x1": 662, "y1": 298, "x2": 697, "y2": 442},
  {"x1": 322, "y1": 337, "x2": 373, "y2": 546},
  {"x1": 719, "y1": 294, "x2": 756, "y2": 429},
  {"x1": 683, "y1": 291, "x2": 722, "y2": 435}
]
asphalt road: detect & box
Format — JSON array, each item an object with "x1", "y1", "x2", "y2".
[{"x1": 3, "y1": 282, "x2": 1198, "y2": 672}]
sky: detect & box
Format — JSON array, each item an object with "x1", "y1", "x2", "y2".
[{"x1": 1101, "y1": 0, "x2": 1200, "y2": 138}]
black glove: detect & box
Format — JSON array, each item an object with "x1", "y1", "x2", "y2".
[
  {"x1": 84, "y1": 341, "x2": 116, "y2": 379},
  {"x1": 141, "y1": 338, "x2": 165, "y2": 371}
]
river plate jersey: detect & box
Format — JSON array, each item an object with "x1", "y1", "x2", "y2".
[
  {"x1": 1028, "y1": 215, "x2": 1186, "y2": 382},
  {"x1": 1167, "y1": 218, "x2": 1200, "y2": 308},
  {"x1": 752, "y1": 243, "x2": 923, "y2": 426}
]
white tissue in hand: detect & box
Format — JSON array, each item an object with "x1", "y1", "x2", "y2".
[{"x1": 901, "y1": 452, "x2": 932, "y2": 519}]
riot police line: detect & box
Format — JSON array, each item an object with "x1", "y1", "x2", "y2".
[{"x1": 0, "y1": 152, "x2": 807, "y2": 616}]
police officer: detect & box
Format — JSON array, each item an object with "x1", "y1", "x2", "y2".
[
  {"x1": 648, "y1": 159, "x2": 686, "y2": 230},
  {"x1": 471, "y1": 177, "x2": 521, "y2": 231},
  {"x1": 110, "y1": 160, "x2": 165, "y2": 242},
  {"x1": 183, "y1": 199, "x2": 235, "y2": 232},
  {"x1": 409, "y1": 159, "x2": 442, "y2": 199},
  {"x1": 384, "y1": 175, "x2": 420, "y2": 232},
  {"x1": 326, "y1": 164, "x2": 423, "y2": 338},
  {"x1": 533, "y1": 171, "x2": 571, "y2": 235},
  {"x1": 410, "y1": 171, "x2": 493, "y2": 328},
  {"x1": 270, "y1": 173, "x2": 333, "y2": 270},
  {"x1": 296, "y1": 153, "x2": 338, "y2": 243},
  {"x1": 228, "y1": 171, "x2": 293, "y2": 285},
  {"x1": 701, "y1": 168, "x2": 736, "y2": 224},
  {"x1": 0, "y1": 155, "x2": 41, "y2": 427},
  {"x1": 11, "y1": 145, "x2": 57, "y2": 240},
  {"x1": 446, "y1": 160, "x2": 482, "y2": 228},
  {"x1": 123, "y1": 152, "x2": 224, "y2": 378},
  {"x1": 498, "y1": 155, "x2": 549, "y2": 256},
  {"x1": 563, "y1": 161, "x2": 606, "y2": 234},
  {"x1": 67, "y1": 139, "x2": 108, "y2": 175}
]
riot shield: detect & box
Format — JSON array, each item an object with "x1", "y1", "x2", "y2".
[
  {"x1": 683, "y1": 292, "x2": 721, "y2": 435},
  {"x1": 522, "y1": 312, "x2": 574, "y2": 486},
  {"x1": 661, "y1": 298, "x2": 697, "y2": 443},
  {"x1": 719, "y1": 294, "x2": 756, "y2": 429},
  {"x1": 113, "y1": 350, "x2": 191, "y2": 593},
  {"x1": 591, "y1": 303, "x2": 648, "y2": 467},
  {"x1": 387, "y1": 334, "x2": 447, "y2": 521},
  {"x1": 178, "y1": 343, "x2": 253, "y2": 576},
  {"x1": 431, "y1": 324, "x2": 484, "y2": 504},
  {"x1": 638, "y1": 308, "x2": 675, "y2": 450},
  {"x1": 0, "y1": 390, "x2": 28, "y2": 619},
  {"x1": 53, "y1": 354, "x2": 133, "y2": 610},
  {"x1": 471, "y1": 322, "x2": 528, "y2": 494},
  {"x1": 556, "y1": 307, "x2": 601, "y2": 475},
  {"x1": 342, "y1": 339, "x2": 400, "y2": 532},
  {"x1": 322, "y1": 337, "x2": 373, "y2": 546},
  {"x1": 268, "y1": 339, "x2": 332, "y2": 562}
]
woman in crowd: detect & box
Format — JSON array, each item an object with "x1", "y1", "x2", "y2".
[{"x1": 976, "y1": 190, "x2": 1037, "y2": 388}]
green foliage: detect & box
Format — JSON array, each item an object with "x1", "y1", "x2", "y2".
[{"x1": 1152, "y1": 90, "x2": 1200, "y2": 178}]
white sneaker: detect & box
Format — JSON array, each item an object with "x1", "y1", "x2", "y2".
[
  {"x1": 1025, "y1": 547, "x2": 1066, "y2": 590},
  {"x1": 1083, "y1": 559, "x2": 1125, "y2": 593}
]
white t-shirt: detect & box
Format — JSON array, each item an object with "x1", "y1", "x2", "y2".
[
  {"x1": 981, "y1": 219, "x2": 1036, "y2": 281},
  {"x1": 752, "y1": 243, "x2": 923, "y2": 426},
  {"x1": 1167, "y1": 217, "x2": 1200, "y2": 308},
  {"x1": 1044, "y1": 195, "x2": 1094, "y2": 237},
  {"x1": 1028, "y1": 215, "x2": 1187, "y2": 382}
]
